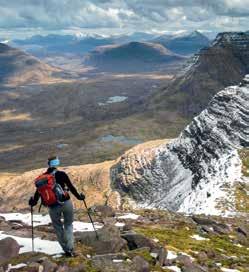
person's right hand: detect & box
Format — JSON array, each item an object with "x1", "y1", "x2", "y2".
[
  {"x1": 29, "y1": 197, "x2": 37, "y2": 207},
  {"x1": 78, "y1": 193, "x2": 85, "y2": 201}
]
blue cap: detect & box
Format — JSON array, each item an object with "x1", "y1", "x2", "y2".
[{"x1": 49, "y1": 158, "x2": 60, "y2": 167}]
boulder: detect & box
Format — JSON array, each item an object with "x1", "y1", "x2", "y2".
[
  {"x1": 24, "y1": 263, "x2": 42, "y2": 272},
  {"x1": 75, "y1": 224, "x2": 127, "y2": 254},
  {"x1": 192, "y1": 217, "x2": 217, "y2": 226},
  {"x1": 92, "y1": 253, "x2": 129, "y2": 272},
  {"x1": 0, "y1": 237, "x2": 20, "y2": 263},
  {"x1": 91, "y1": 205, "x2": 115, "y2": 218},
  {"x1": 237, "y1": 225, "x2": 249, "y2": 237},
  {"x1": 131, "y1": 256, "x2": 150, "y2": 272},
  {"x1": 57, "y1": 266, "x2": 70, "y2": 272},
  {"x1": 150, "y1": 246, "x2": 168, "y2": 266},
  {"x1": 41, "y1": 259, "x2": 58, "y2": 272},
  {"x1": 121, "y1": 233, "x2": 157, "y2": 251},
  {"x1": 176, "y1": 254, "x2": 193, "y2": 267},
  {"x1": 197, "y1": 251, "x2": 208, "y2": 264}
]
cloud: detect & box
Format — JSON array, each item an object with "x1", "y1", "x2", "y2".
[{"x1": 0, "y1": 0, "x2": 248, "y2": 37}]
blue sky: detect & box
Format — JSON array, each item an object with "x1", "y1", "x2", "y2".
[{"x1": 0, "y1": 0, "x2": 249, "y2": 39}]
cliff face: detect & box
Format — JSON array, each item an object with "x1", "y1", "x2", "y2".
[
  {"x1": 113, "y1": 76, "x2": 249, "y2": 215},
  {"x1": 151, "y1": 32, "x2": 249, "y2": 117}
]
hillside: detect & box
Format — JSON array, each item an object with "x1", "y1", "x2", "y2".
[
  {"x1": 150, "y1": 32, "x2": 249, "y2": 117},
  {"x1": 0, "y1": 43, "x2": 61, "y2": 86},
  {"x1": 83, "y1": 41, "x2": 185, "y2": 72},
  {"x1": 1, "y1": 76, "x2": 249, "y2": 216},
  {"x1": 152, "y1": 30, "x2": 210, "y2": 55}
]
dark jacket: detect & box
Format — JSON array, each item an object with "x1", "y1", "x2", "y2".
[{"x1": 33, "y1": 167, "x2": 81, "y2": 203}]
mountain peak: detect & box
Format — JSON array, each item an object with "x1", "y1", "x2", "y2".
[{"x1": 212, "y1": 31, "x2": 249, "y2": 47}]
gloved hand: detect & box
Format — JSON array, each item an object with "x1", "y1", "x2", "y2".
[
  {"x1": 29, "y1": 197, "x2": 37, "y2": 207},
  {"x1": 78, "y1": 193, "x2": 85, "y2": 201}
]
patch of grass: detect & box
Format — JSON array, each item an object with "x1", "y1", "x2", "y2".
[
  {"x1": 235, "y1": 183, "x2": 249, "y2": 212},
  {"x1": 239, "y1": 148, "x2": 249, "y2": 177},
  {"x1": 135, "y1": 224, "x2": 249, "y2": 271}
]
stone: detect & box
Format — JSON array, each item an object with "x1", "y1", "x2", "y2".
[
  {"x1": 92, "y1": 253, "x2": 129, "y2": 272},
  {"x1": 0, "y1": 237, "x2": 20, "y2": 263},
  {"x1": 151, "y1": 246, "x2": 167, "y2": 266},
  {"x1": 25, "y1": 263, "x2": 42, "y2": 272},
  {"x1": 41, "y1": 259, "x2": 58, "y2": 272},
  {"x1": 192, "y1": 217, "x2": 217, "y2": 226},
  {"x1": 237, "y1": 225, "x2": 249, "y2": 237},
  {"x1": 131, "y1": 256, "x2": 150, "y2": 272},
  {"x1": 75, "y1": 224, "x2": 127, "y2": 254},
  {"x1": 176, "y1": 254, "x2": 193, "y2": 267},
  {"x1": 91, "y1": 205, "x2": 115, "y2": 218},
  {"x1": 57, "y1": 265, "x2": 70, "y2": 272},
  {"x1": 197, "y1": 251, "x2": 208, "y2": 264},
  {"x1": 212, "y1": 224, "x2": 230, "y2": 235},
  {"x1": 71, "y1": 264, "x2": 86, "y2": 272},
  {"x1": 121, "y1": 233, "x2": 157, "y2": 251},
  {"x1": 182, "y1": 263, "x2": 207, "y2": 272}
]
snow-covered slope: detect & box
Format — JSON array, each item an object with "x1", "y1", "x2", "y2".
[{"x1": 113, "y1": 75, "x2": 249, "y2": 215}]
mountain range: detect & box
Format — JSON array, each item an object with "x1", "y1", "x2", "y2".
[
  {"x1": 12, "y1": 31, "x2": 210, "y2": 58},
  {"x1": 152, "y1": 30, "x2": 210, "y2": 55}
]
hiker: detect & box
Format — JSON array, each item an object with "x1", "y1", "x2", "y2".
[{"x1": 29, "y1": 156, "x2": 85, "y2": 257}]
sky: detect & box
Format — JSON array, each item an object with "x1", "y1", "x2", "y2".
[{"x1": 0, "y1": 0, "x2": 249, "y2": 39}]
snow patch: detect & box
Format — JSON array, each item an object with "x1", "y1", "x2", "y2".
[
  {"x1": 190, "y1": 234, "x2": 209, "y2": 241},
  {"x1": 0, "y1": 213, "x2": 103, "y2": 232},
  {"x1": 6, "y1": 263, "x2": 27, "y2": 272},
  {"x1": 167, "y1": 250, "x2": 178, "y2": 259},
  {"x1": 0, "y1": 213, "x2": 51, "y2": 227},
  {"x1": 221, "y1": 268, "x2": 240, "y2": 272},
  {"x1": 0, "y1": 231, "x2": 63, "y2": 255},
  {"x1": 178, "y1": 150, "x2": 242, "y2": 216},
  {"x1": 117, "y1": 213, "x2": 140, "y2": 220},
  {"x1": 164, "y1": 266, "x2": 181, "y2": 272}
]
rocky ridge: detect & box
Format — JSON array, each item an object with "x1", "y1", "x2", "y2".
[
  {"x1": 112, "y1": 75, "x2": 249, "y2": 215},
  {"x1": 151, "y1": 31, "x2": 249, "y2": 116}
]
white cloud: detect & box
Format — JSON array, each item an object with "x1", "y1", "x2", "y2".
[{"x1": 0, "y1": 0, "x2": 248, "y2": 38}]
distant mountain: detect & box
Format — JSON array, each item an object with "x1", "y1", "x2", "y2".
[
  {"x1": 152, "y1": 31, "x2": 210, "y2": 55},
  {"x1": 13, "y1": 34, "x2": 114, "y2": 57},
  {"x1": 150, "y1": 32, "x2": 249, "y2": 116},
  {"x1": 112, "y1": 32, "x2": 157, "y2": 44},
  {"x1": 0, "y1": 43, "x2": 59, "y2": 86},
  {"x1": 83, "y1": 41, "x2": 185, "y2": 72}
]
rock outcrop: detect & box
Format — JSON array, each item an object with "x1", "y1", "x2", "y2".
[{"x1": 112, "y1": 76, "x2": 249, "y2": 215}]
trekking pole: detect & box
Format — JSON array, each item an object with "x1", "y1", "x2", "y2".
[
  {"x1": 83, "y1": 199, "x2": 99, "y2": 240},
  {"x1": 31, "y1": 205, "x2": 34, "y2": 252}
]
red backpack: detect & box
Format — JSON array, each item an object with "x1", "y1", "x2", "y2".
[{"x1": 34, "y1": 173, "x2": 58, "y2": 206}]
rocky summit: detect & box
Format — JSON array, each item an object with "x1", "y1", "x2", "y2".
[
  {"x1": 151, "y1": 31, "x2": 249, "y2": 117},
  {"x1": 113, "y1": 75, "x2": 249, "y2": 215}
]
